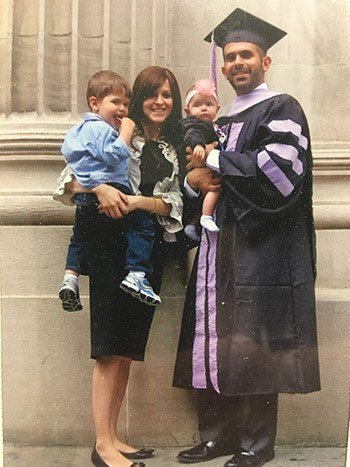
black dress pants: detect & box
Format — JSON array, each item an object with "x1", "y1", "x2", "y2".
[{"x1": 198, "y1": 391, "x2": 278, "y2": 454}]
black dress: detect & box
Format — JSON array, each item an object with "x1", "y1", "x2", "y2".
[{"x1": 82, "y1": 138, "x2": 181, "y2": 360}]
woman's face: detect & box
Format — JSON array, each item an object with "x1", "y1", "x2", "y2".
[{"x1": 142, "y1": 79, "x2": 173, "y2": 128}]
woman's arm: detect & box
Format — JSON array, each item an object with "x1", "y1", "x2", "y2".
[{"x1": 126, "y1": 195, "x2": 171, "y2": 216}]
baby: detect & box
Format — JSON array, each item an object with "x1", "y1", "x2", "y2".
[{"x1": 180, "y1": 79, "x2": 225, "y2": 239}]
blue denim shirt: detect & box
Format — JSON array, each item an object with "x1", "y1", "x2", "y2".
[{"x1": 61, "y1": 112, "x2": 131, "y2": 189}]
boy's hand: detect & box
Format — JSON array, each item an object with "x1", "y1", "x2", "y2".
[
  {"x1": 121, "y1": 117, "x2": 135, "y2": 132},
  {"x1": 119, "y1": 117, "x2": 136, "y2": 146},
  {"x1": 91, "y1": 184, "x2": 129, "y2": 218}
]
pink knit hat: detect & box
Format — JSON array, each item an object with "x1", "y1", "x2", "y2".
[{"x1": 185, "y1": 78, "x2": 219, "y2": 107}]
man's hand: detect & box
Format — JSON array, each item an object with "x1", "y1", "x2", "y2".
[
  {"x1": 187, "y1": 167, "x2": 221, "y2": 195},
  {"x1": 186, "y1": 141, "x2": 219, "y2": 170},
  {"x1": 91, "y1": 184, "x2": 129, "y2": 218}
]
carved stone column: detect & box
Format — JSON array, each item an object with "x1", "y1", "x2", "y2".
[{"x1": 0, "y1": 0, "x2": 170, "y2": 223}]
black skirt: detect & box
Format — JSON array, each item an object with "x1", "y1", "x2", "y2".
[{"x1": 77, "y1": 200, "x2": 165, "y2": 361}]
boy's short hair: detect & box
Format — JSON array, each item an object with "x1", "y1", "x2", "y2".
[{"x1": 86, "y1": 70, "x2": 132, "y2": 109}]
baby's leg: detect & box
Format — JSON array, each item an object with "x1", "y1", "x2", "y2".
[
  {"x1": 202, "y1": 190, "x2": 220, "y2": 216},
  {"x1": 200, "y1": 191, "x2": 220, "y2": 232}
]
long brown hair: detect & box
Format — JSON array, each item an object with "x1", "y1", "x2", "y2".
[{"x1": 129, "y1": 66, "x2": 182, "y2": 145}]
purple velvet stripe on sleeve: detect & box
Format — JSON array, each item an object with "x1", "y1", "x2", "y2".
[
  {"x1": 207, "y1": 230, "x2": 220, "y2": 392},
  {"x1": 257, "y1": 150, "x2": 294, "y2": 196},
  {"x1": 256, "y1": 118, "x2": 309, "y2": 196},
  {"x1": 266, "y1": 143, "x2": 303, "y2": 175},
  {"x1": 192, "y1": 232, "x2": 209, "y2": 389},
  {"x1": 267, "y1": 119, "x2": 308, "y2": 150}
]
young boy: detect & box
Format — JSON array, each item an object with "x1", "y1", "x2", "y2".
[
  {"x1": 58, "y1": 70, "x2": 161, "y2": 311},
  {"x1": 180, "y1": 79, "x2": 225, "y2": 240}
]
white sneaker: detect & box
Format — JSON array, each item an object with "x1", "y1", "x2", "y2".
[
  {"x1": 120, "y1": 273, "x2": 161, "y2": 306},
  {"x1": 59, "y1": 276, "x2": 83, "y2": 311}
]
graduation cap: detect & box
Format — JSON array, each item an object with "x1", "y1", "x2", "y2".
[
  {"x1": 204, "y1": 8, "x2": 287, "y2": 52},
  {"x1": 204, "y1": 8, "x2": 287, "y2": 87}
]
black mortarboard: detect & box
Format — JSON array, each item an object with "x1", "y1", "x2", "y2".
[{"x1": 204, "y1": 8, "x2": 287, "y2": 53}]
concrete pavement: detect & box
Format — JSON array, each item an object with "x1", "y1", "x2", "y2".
[{"x1": 4, "y1": 444, "x2": 346, "y2": 467}]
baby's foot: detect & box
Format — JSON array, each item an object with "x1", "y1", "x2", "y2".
[{"x1": 200, "y1": 215, "x2": 220, "y2": 233}]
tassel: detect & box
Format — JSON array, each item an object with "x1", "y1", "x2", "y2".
[{"x1": 209, "y1": 31, "x2": 217, "y2": 90}]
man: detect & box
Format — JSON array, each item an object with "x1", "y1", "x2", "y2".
[{"x1": 173, "y1": 8, "x2": 320, "y2": 467}]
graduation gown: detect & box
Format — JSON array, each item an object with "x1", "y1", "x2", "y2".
[{"x1": 173, "y1": 91, "x2": 321, "y2": 396}]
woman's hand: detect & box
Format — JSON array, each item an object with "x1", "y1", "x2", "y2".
[
  {"x1": 92, "y1": 184, "x2": 129, "y2": 218},
  {"x1": 187, "y1": 167, "x2": 221, "y2": 195},
  {"x1": 186, "y1": 141, "x2": 219, "y2": 170}
]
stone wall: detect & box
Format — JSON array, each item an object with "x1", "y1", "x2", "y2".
[{"x1": 0, "y1": 0, "x2": 349, "y2": 447}]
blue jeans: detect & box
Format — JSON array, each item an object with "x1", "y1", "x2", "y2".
[{"x1": 65, "y1": 186, "x2": 155, "y2": 275}]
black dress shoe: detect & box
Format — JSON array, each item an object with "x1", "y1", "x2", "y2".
[
  {"x1": 177, "y1": 441, "x2": 235, "y2": 463},
  {"x1": 120, "y1": 448, "x2": 155, "y2": 459},
  {"x1": 223, "y1": 450, "x2": 275, "y2": 467},
  {"x1": 91, "y1": 444, "x2": 146, "y2": 467}
]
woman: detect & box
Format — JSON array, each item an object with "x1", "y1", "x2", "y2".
[{"x1": 67, "y1": 66, "x2": 183, "y2": 467}]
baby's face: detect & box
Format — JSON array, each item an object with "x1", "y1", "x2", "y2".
[{"x1": 186, "y1": 93, "x2": 219, "y2": 122}]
